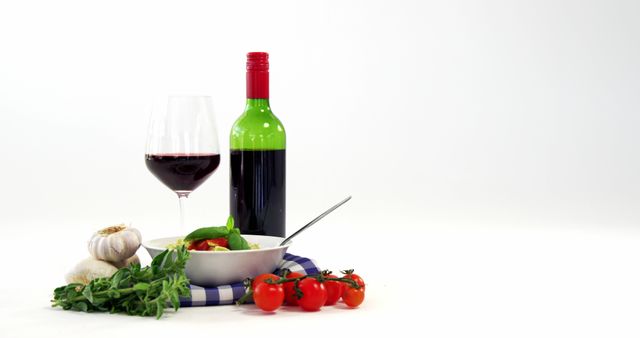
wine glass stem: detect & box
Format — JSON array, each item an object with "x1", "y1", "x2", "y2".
[{"x1": 178, "y1": 194, "x2": 189, "y2": 232}]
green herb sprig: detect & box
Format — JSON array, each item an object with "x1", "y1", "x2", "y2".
[{"x1": 52, "y1": 246, "x2": 191, "y2": 319}]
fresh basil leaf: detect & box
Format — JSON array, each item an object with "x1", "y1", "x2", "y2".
[
  {"x1": 226, "y1": 216, "x2": 234, "y2": 231},
  {"x1": 228, "y1": 232, "x2": 250, "y2": 250},
  {"x1": 184, "y1": 226, "x2": 229, "y2": 241}
]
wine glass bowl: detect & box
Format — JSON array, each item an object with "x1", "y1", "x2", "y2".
[
  {"x1": 145, "y1": 96, "x2": 220, "y2": 229},
  {"x1": 145, "y1": 153, "x2": 220, "y2": 195}
]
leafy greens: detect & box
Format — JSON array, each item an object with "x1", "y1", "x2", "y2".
[{"x1": 52, "y1": 245, "x2": 191, "y2": 319}]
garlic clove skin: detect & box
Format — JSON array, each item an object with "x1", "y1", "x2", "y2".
[
  {"x1": 88, "y1": 224, "x2": 142, "y2": 263},
  {"x1": 65, "y1": 257, "x2": 118, "y2": 284},
  {"x1": 111, "y1": 254, "x2": 140, "y2": 269}
]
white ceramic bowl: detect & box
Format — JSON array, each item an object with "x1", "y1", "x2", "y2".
[{"x1": 142, "y1": 235, "x2": 290, "y2": 287}]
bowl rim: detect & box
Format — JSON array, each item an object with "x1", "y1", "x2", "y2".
[{"x1": 142, "y1": 235, "x2": 291, "y2": 255}]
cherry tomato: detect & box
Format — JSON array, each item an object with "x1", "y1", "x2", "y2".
[
  {"x1": 297, "y1": 278, "x2": 327, "y2": 311},
  {"x1": 206, "y1": 238, "x2": 229, "y2": 249},
  {"x1": 342, "y1": 287, "x2": 365, "y2": 308},
  {"x1": 283, "y1": 272, "x2": 304, "y2": 305},
  {"x1": 253, "y1": 282, "x2": 284, "y2": 312},
  {"x1": 251, "y1": 273, "x2": 280, "y2": 290},
  {"x1": 322, "y1": 274, "x2": 344, "y2": 306},
  {"x1": 342, "y1": 271, "x2": 366, "y2": 291}
]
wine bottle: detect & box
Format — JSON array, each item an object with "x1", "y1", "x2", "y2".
[{"x1": 230, "y1": 52, "x2": 286, "y2": 237}]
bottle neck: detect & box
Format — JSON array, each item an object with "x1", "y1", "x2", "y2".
[
  {"x1": 245, "y1": 98, "x2": 271, "y2": 112},
  {"x1": 246, "y1": 69, "x2": 269, "y2": 99}
]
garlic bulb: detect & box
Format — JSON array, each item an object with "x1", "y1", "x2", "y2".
[
  {"x1": 88, "y1": 224, "x2": 142, "y2": 263},
  {"x1": 111, "y1": 254, "x2": 140, "y2": 269},
  {"x1": 65, "y1": 257, "x2": 118, "y2": 284}
]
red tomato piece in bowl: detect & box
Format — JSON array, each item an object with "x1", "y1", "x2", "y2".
[
  {"x1": 188, "y1": 238, "x2": 229, "y2": 251},
  {"x1": 206, "y1": 238, "x2": 229, "y2": 249}
]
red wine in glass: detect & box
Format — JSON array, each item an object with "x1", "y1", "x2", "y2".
[{"x1": 145, "y1": 153, "x2": 220, "y2": 193}]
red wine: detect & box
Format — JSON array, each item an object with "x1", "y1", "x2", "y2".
[
  {"x1": 145, "y1": 153, "x2": 220, "y2": 193},
  {"x1": 230, "y1": 149, "x2": 285, "y2": 237}
]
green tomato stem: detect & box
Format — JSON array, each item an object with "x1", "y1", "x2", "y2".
[
  {"x1": 236, "y1": 290, "x2": 254, "y2": 305},
  {"x1": 264, "y1": 275, "x2": 361, "y2": 289}
]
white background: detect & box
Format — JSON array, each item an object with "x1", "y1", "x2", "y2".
[{"x1": 1, "y1": 0, "x2": 640, "y2": 337}]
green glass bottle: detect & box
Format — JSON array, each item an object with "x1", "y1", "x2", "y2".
[{"x1": 230, "y1": 52, "x2": 286, "y2": 237}]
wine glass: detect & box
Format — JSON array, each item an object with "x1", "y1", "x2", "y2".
[{"x1": 145, "y1": 96, "x2": 220, "y2": 231}]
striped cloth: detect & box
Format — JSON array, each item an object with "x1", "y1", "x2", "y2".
[{"x1": 180, "y1": 253, "x2": 320, "y2": 306}]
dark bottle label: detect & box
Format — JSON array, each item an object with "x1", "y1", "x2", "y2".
[{"x1": 230, "y1": 149, "x2": 285, "y2": 237}]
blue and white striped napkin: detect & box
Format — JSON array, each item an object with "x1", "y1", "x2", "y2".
[{"x1": 180, "y1": 253, "x2": 320, "y2": 307}]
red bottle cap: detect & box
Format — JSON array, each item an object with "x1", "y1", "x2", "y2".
[
  {"x1": 247, "y1": 52, "x2": 269, "y2": 71},
  {"x1": 246, "y1": 52, "x2": 269, "y2": 98}
]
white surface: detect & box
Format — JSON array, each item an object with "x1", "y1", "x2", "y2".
[
  {"x1": 4, "y1": 223, "x2": 640, "y2": 337},
  {"x1": 1, "y1": 0, "x2": 640, "y2": 337}
]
